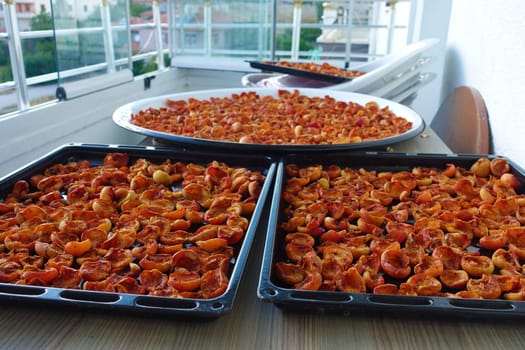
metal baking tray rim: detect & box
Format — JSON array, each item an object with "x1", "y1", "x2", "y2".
[
  {"x1": 247, "y1": 60, "x2": 354, "y2": 83},
  {"x1": 0, "y1": 282, "x2": 230, "y2": 316}
]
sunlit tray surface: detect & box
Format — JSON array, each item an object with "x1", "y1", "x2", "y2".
[{"x1": 112, "y1": 88, "x2": 424, "y2": 152}]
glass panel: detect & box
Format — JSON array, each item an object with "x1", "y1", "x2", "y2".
[
  {"x1": 51, "y1": 0, "x2": 132, "y2": 91},
  {"x1": 130, "y1": 0, "x2": 153, "y2": 55},
  {"x1": 129, "y1": 0, "x2": 166, "y2": 75},
  {"x1": 20, "y1": 3, "x2": 58, "y2": 107},
  {"x1": 0, "y1": 40, "x2": 13, "y2": 82},
  {"x1": 391, "y1": 1, "x2": 410, "y2": 52},
  {"x1": 112, "y1": 0, "x2": 133, "y2": 70},
  {"x1": 210, "y1": 0, "x2": 272, "y2": 58},
  {"x1": 22, "y1": 7, "x2": 56, "y2": 78},
  {"x1": 274, "y1": 0, "x2": 374, "y2": 62},
  {"x1": 0, "y1": 4, "x2": 16, "y2": 115},
  {"x1": 159, "y1": 0, "x2": 170, "y2": 66},
  {"x1": 174, "y1": 0, "x2": 272, "y2": 59},
  {"x1": 174, "y1": 0, "x2": 205, "y2": 55},
  {"x1": 274, "y1": 1, "x2": 323, "y2": 59},
  {"x1": 364, "y1": 1, "x2": 410, "y2": 58},
  {"x1": 52, "y1": 0, "x2": 104, "y2": 84},
  {"x1": 315, "y1": 0, "x2": 411, "y2": 64}
]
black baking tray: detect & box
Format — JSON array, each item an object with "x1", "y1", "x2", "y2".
[
  {"x1": 258, "y1": 151, "x2": 525, "y2": 320},
  {"x1": 0, "y1": 143, "x2": 277, "y2": 319},
  {"x1": 247, "y1": 60, "x2": 355, "y2": 84}
]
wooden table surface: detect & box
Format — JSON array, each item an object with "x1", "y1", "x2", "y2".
[{"x1": 2, "y1": 128, "x2": 525, "y2": 350}]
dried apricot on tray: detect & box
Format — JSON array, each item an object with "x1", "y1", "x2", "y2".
[
  {"x1": 0, "y1": 152, "x2": 267, "y2": 300},
  {"x1": 274, "y1": 157, "x2": 525, "y2": 301}
]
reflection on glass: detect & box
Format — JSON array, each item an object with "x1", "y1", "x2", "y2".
[
  {"x1": 0, "y1": 34, "x2": 13, "y2": 85},
  {"x1": 50, "y1": 0, "x2": 136, "y2": 96},
  {"x1": 174, "y1": 0, "x2": 272, "y2": 59},
  {"x1": 52, "y1": 0, "x2": 105, "y2": 85},
  {"x1": 129, "y1": 0, "x2": 169, "y2": 75},
  {"x1": 171, "y1": 0, "x2": 410, "y2": 62},
  {"x1": 19, "y1": 4, "x2": 56, "y2": 106},
  {"x1": 210, "y1": 0, "x2": 271, "y2": 57}
]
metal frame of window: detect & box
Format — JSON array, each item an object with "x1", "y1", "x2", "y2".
[
  {"x1": 0, "y1": 0, "x2": 168, "y2": 114},
  {"x1": 3, "y1": 0, "x2": 29, "y2": 111},
  {"x1": 171, "y1": 0, "x2": 415, "y2": 62}
]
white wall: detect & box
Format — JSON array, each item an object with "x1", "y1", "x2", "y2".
[
  {"x1": 407, "y1": 0, "x2": 452, "y2": 123},
  {"x1": 445, "y1": 0, "x2": 525, "y2": 167}
]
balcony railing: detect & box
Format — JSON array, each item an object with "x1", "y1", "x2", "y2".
[{"x1": 0, "y1": 0, "x2": 414, "y2": 118}]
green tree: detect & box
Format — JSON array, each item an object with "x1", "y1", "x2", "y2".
[
  {"x1": 0, "y1": 42, "x2": 12, "y2": 81},
  {"x1": 276, "y1": 28, "x2": 321, "y2": 53},
  {"x1": 23, "y1": 10, "x2": 56, "y2": 78},
  {"x1": 83, "y1": 2, "x2": 158, "y2": 75},
  {"x1": 132, "y1": 53, "x2": 170, "y2": 76},
  {"x1": 30, "y1": 9, "x2": 54, "y2": 30},
  {"x1": 130, "y1": 3, "x2": 150, "y2": 18},
  {"x1": 0, "y1": 9, "x2": 56, "y2": 81}
]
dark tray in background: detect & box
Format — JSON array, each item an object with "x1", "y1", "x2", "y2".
[
  {"x1": 0, "y1": 143, "x2": 277, "y2": 319},
  {"x1": 258, "y1": 151, "x2": 525, "y2": 320},
  {"x1": 247, "y1": 60, "x2": 354, "y2": 84}
]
